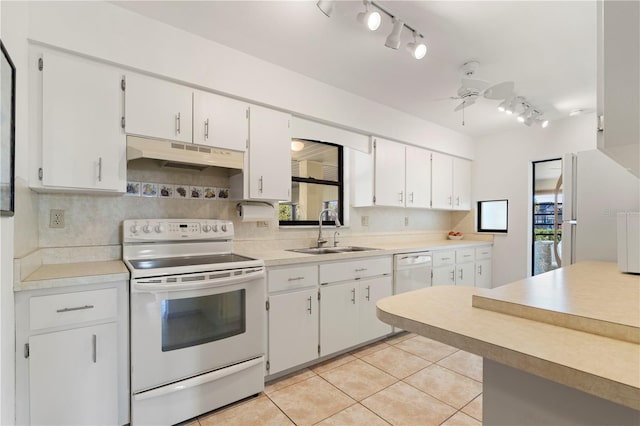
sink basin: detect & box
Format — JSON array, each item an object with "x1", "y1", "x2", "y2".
[{"x1": 287, "y1": 246, "x2": 379, "y2": 255}]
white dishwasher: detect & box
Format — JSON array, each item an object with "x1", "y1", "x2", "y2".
[{"x1": 393, "y1": 251, "x2": 432, "y2": 294}]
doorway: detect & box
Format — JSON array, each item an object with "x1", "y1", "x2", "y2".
[{"x1": 532, "y1": 159, "x2": 563, "y2": 276}]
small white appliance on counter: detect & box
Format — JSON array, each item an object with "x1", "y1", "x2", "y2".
[
  {"x1": 123, "y1": 219, "x2": 265, "y2": 426},
  {"x1": 617, "y1": 212, "x2": 640, "y2": 273}
]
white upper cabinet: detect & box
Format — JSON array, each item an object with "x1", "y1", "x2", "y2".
[
  {"x1": 431, "y1": 152, "x2": 454, "y2": 209},
  {"x1": 124, "y1": 73, "x2": 193, "y2": 143},
  {"x1": 405, "y1": 145, "x2": 431, "y2": 208},
  {"x1": 39, "y1": 50, "x2": 126, "y2": 193},
  {"x1": 597, "y1": 0, "x2": 640, "y2": 177},
  {"x1": 373, "y1": 138, "x2": 405, "y2": 207},
  {"x1": 431, "y1": 153, "x2": 471, "y2": 211},
  {"x1": 192, "y1": 90, "x2": 248, "y2": 151},
  {"x1": 353, "y1": 138, "x2": 431, "y2": 208},
  {"x1": 230, "y1": 105, "x2": 291, "y2": 201}
]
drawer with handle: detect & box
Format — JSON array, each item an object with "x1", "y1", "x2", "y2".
[
  {"x1": 456, "y1": 248, "x2": 476, "y2": 264},
  {"x1": 268, "y1": 265, "x2": 318, "y2": 292},
  {"x1": 319, "y1": 256, "x2": 392, "y2": 284},
  {"x1": 432, "y1": 251, "x2": 455, "y2": 268},
  {"x1": 475, "y1": 246, "x2": 492, "y2": 260},
  {"x1": 29, "y1": 288, "x2": 118, "y2": 331}
]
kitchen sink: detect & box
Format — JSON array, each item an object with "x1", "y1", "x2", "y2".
[{"x1": 287, "y1": 246, "x2": 380, "y2": 255}]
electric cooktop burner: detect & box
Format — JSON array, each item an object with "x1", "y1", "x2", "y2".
[{"x1": 129, "y1": 253, "x2": 256, "y2": 270}]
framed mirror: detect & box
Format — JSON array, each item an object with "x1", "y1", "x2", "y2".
[{"x1": 1, "y1": 40, "x2": 16, "y2": 217}]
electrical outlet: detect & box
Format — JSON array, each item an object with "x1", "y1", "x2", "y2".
[
  {"x1": 361, "y1": 216, "x2": 369, "y2": 227},
  {"x1": 49, "y1": 209, "x2": 65, "y2": 228},
  {"x1": 256, "y1": 221, "x2": 269, "y2": 228},
  {"x1": 405, "y1": 216, "x2": 409, "y2": 226}
]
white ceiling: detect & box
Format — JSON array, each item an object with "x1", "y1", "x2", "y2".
[{"x1": 113, "y1": 1, "x2": 597, "y2": 138}]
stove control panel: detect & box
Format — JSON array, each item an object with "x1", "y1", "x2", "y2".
[{"x1": 123, "y1": 219, "x2": 234, "y2": 241}]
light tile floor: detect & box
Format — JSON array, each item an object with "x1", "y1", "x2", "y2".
[{"x1": 188, "y1": 333, "x2": 483, "y2": 426}]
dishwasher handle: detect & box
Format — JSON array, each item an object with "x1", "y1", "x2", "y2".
[{"x1": 395, "y1": 253, "x2": 432, "y2": 269}]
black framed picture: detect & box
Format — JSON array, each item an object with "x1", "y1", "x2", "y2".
[{"x1": 1, "y1": 40, "x2": 16, "y2": 217}]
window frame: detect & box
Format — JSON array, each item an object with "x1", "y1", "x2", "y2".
[
  {"x1": 279, "y1": 140, "x2": 344, "y2": 227},
  {"x1": 476, "y1": 199, "x2": 509, "y2": 233}
]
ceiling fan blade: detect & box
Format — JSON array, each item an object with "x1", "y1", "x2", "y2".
[
  {"x1": 483, "y1": 81, "x2": 515, "y2": 99},
  {"x1": 461, "y1": 78, "x2": 489, "y2": 91},
  {"x1": 454, "y1": 97, "x2": 477, "y2": 111}
]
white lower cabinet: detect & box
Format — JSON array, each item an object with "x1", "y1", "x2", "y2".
[
  {"x1": 432, "y1": 246, "x2": 492, "y2": 287},
  {"x1": 319, "y1": 257, "x2": 393, "y2": 357},
  {"x1": 29, "y1": 323, "x2": 118, "y2": 425},
  {"x1": 266, "y1": 265, "x2": 319, "y2": 375},
  {"x1": 267, "y1": 288, "x2": 318, "y2": 375},
  {"x1": 15, "y1": 282, "x2": 129, "y2": 426}
]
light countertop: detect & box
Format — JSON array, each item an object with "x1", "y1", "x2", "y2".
[
  {"x1": 236, "y1": 239, "x2": 491, "y2": 267},
  {"x1": 16, "y1": 260, "x2": 129, "y2": 292},
  {"x1": 376, "y1": 261, "x2": 640, "y2": 410}
]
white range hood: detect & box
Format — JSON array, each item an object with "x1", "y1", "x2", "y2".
[{"x1": 126, "y1": 136, "x2": 244, "y2": 171}]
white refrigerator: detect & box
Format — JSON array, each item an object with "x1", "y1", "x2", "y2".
[{"x1": 561, "y1": 149, "x2": 640, "y2": 265}]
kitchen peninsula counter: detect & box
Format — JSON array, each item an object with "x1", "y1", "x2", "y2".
[{"x1": 377, "y1": 261, "x2": 640, "y2": 424}]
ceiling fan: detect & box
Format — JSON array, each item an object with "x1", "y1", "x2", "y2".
[{"x1": 449, "y1": 61, "x2": 515, "y2": 113}]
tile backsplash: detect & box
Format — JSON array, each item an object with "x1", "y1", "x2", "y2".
[{"x1": 35, "y1": 158, "x2": 456, "y2": 250}]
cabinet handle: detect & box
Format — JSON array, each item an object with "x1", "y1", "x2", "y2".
[
  {"x1": 176, "y1": 112, "x2": 181, "y2": 134},
  {"x1": 441, "y1": 257, "x2": 450, "y2": 261},
  {"x1": 597, "y1": 114, "x2": 604, "y2": 132},
  {"x1": 459, "y1": 268, "x2": 464, "y2": 280},
  {"x1": 351, "y1": 288, "x2": 356, "y2": 304},
  {"x1": 287, "y1": 276, "x2": 304, "y2": 282},
  {"x1": 307, "y1": 296, "x2": 312, "y2": 315},
  {"x1": 97, "y1": 157, "x2": 102, "y2": 182},
  {"x1": 448, "y1": 196, "x2": 452, "y2": 206},
  {"x1": 258, "y1": 176, "x2": 263, "y2": 193},
  {"x1": 365, "y1": 285, "x2": 371, "y2": 301},
  {"x1": 355, "y1": 268, "x2": 367, "y2": 272},
  {"x1": 399, "y1": 191, "x2": 403, "y2": 202},
  {"x1": 204, "y1": 118, "x2": 209, "y2": 140},
  {"x1": 456, "y1": 196, "x2": 460, "y2": 206},
  {"x1": 56, "y1": 304, "x2": 94, "y2": 313},
  {"x1": 92, "y1": 334, "x2": 97, "y2": 363},
  {"x1": 478, "y1": 264, "x2": 483, "y2": 275},
  {"x1": 410, "y1": 192, "x2": 414, "y2": 203},
  {"x1": 450, "y1": 270, "x2": 455, "y2": 282}
]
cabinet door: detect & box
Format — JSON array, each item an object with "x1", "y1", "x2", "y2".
[
  {"x1": 29, "y1": 323, "x2": 118, "y2": 425},
  {"x1": 358, "y1": 276, "x2": 393, "y2": 344},
  {"x1": 193, "y1": 90, "x2": 248, "y2": 151},
  {"x1": 455, "y1": 263, "x2": 475, "y2": 287},
  {"x1": 453, "y1": 158, "x2": 471, "y2": 210},
  {"x1": 431, "y1": 152, "x2": 453, "y2": 209},
  {"x1": 248, "y1": 106, "x2": 291, "y2": 200},
  {"x1": 475, "y1": 259, "x2": 493, "y2": 289},
  {"x1": 41, "y1": 51, "x2": 125, "y2": 192},
  {"x1": 432, "y1": 265, "x2": 455, "y2": 286},
  {"x1": 320, "y1": 283, "x2": 358, "y2": 356},
  {"x1": 405, "y1": 146, "x2": 431, "y2": 208},
  {"x1": 125, "y1": 73, "x2": 193, "y2": 143},
  {"x1": 268, "y1": 289, "x2": 318, "y2": 375},
  {"x1": 373, "y1": 138, "x2": 405, "y2": 207}
]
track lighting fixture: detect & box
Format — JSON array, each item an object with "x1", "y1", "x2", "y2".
[
  {"x1": 385, "y1": 18, "x2": 405, "y2": 49},
  {"x1": 316, "y1": 1, "x2": 428, "y2": 60},
  {"x1": 497, "y1": 99, "x2": 509, "y2": 112},
  {"x1": 406, "y1": 32, "x2": 427, "y2": 59},
  {"x1": 497, "y1": 97, "x2": 548, "y2": 129},
  {"x1": 539, "y1": 118, "x2": 550, "y2": 128},
  {"x1": 357, "y1": 0, "x2": 381, "y2": 31},
  {"x1": 316, "y1": 0, "x2": 334, "y2": 17},
  {"x1": 505, "y1": 98, "x2": 517, "y2": 115}
]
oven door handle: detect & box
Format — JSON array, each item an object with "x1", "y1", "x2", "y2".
[
  {"x1": 133, "y1": 356, "x2": 263, "y2": 402},
  {"x1": 132, "y1": 269, "x2": 265, "y2": 292}
]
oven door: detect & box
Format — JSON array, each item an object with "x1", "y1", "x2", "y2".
[{"x1": 130, "y1": 267, "x2": 265, "y2": 393}]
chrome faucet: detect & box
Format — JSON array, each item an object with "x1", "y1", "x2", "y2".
[{"x1": 317, "y1": 208, "x2": 341, "y2": 247}]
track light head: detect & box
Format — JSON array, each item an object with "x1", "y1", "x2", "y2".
[
  {"x1": 316, "y1": 0, "x2": 334, "y2": 17},
  {"x1": 540, "y1": 118, "x2": 549, "y2": 128},
  {"x1": 505, "y1": 99, "x2": 516, "y2": 115},
  {"x1": 357, "y1": 1, "x2": 381, "y2": 31},
  {"x1": 497, "y1": 99, "x2": 509, "y2": 112},
  {"x1": 385, "y1": 18, "x2": 404, "y2": 50},
  {"x1": 406, "y1": 32, "x2": 426, "y2": 59}
]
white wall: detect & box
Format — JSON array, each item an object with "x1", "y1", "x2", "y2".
[{"x1": 473, "y1": 113, "x2": 596, "y2": 286}]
